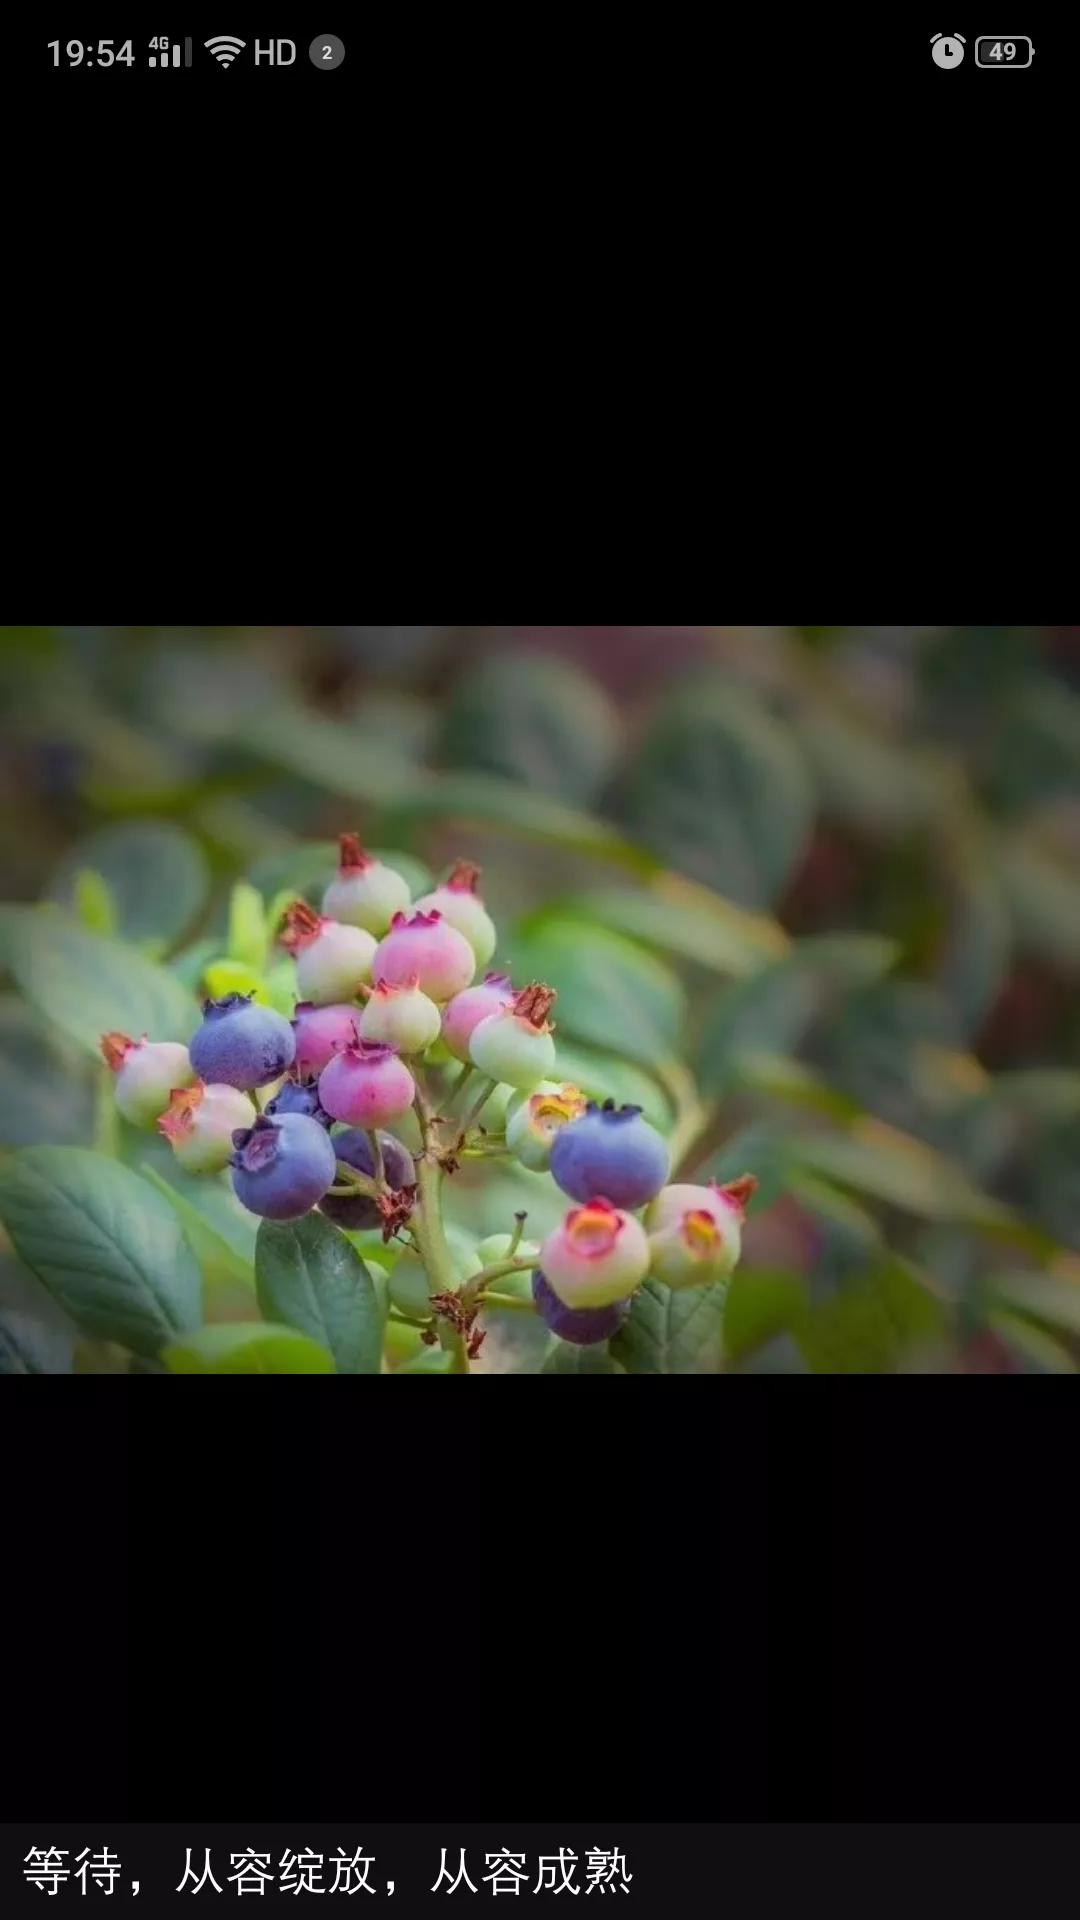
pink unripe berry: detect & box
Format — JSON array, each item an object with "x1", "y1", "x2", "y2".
[
  {"x1": 317, "y1": 1039, "x2": 417, "y2": 1130},
  {"x1": 280, "y1": 900, "x2": 376, "y2": 1005},
  {"x1": 506, "y1": 1083, "x2": 588, "y2": 1171},
  {"x1": 322, "y1": 833, "x2": 412, "y2": 936},
  {"x1": 540, "y1": 1198, "x2": 650, "y2": 1311},
  {"x1": 644, "y1": 1176, "x2": 757, "y2": 1290},
  {"x1": 413, "y1": 860, "x2": 497, "y2": 968},
  {"x1": 372, "y1": 909, "x2": 476, "y2": 1004},
  {"x1": 469, "y1": 982, "x2": 557, "y2": 1092},
  {"x1": 158, "y1": 1080, "x2": 255, "y2": 1173},
  {"x1": 101, "y1": 1032, "x2": 195, "y2": 1129},
  {"x1": 291, "y1": 1001, "x2": 360, "y2": 1078},
  {"x1": 441, "y1": 972, "x2": 515, "y2": 1062},
  {"x1": 359, "y1": 976, "x2": 441, "y2": 1055}
]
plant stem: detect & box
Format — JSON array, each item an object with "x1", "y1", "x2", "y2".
[
  {"x1": 508, "y1": 1212, "x2": 527, "y2": 1258},
  {"x1": 460, "y1": 1254, "x2": 540, "y2": 1307},
  {"x1": 446, "y1": 1062, "x2": 474, "y2": 1111},
  {"x1": 478, "y1": 1292, "x2": 538, "y2": 1314},
  {"x1": 367, "y1": 1131, "x2": 385, "y2": 1185},
  {"x1": 411, "y1": 1089, "x2": 469, "y2": 1373}
]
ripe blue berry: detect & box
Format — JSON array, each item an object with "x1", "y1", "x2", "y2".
[
  {"x1": 230, "y1": 1112, "x2": 338, "y2": 1221},
  {"x1": 320, "y1": 1128, "x2": 416, "y2": 1230},
  {"x1": 190, "y1": 993, "x2": 297, "y2": 1091},
  {"x1": 264, "y1": 1078, "x2": 333, "y2": 1128},
  {"x1": 550, "y1": 1100, "x2": 670, "y2": 1210},
  {"x1": 532, "y1": 1269, "x2": 629, "y2": 1346}
]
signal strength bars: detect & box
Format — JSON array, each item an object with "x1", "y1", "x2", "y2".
[{"x1": 148, "y1": 39, "x2": 192, "y2": 66}]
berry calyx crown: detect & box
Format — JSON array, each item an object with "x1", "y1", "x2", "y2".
[
  {"x1": 280, "y1": 900, "x2": 328, "y2": 953},
  {"x1": 100, "y1": 1031, "x2": 142, "y2": 1071},
  {"x1": 202, "y1": 992, "x2": 256, "y2": 1017},
  {"x1": 446, "y1": 859, "x2": 483, "y2": 895},
  {"x1": 681, "y1": 1208, "x2": 722, "y2": 1254},
  {"x1": 586, "y1": 1099, "x2": 644, "y2": 1123},
  {"x1": 371, "y1": 973, "x2": 420, "y2": 999},
  {"x1": 531, "y1": 1085, "x2": 587, "y2": 1124},
  {"x1": 483, "y1": 972, "x2": 514, "y2": 990},
  {"x1": 710, "y1": 1175, "x2": 759, "y2": 1216},
  {"x1": 513, "y1": 982, "x2": 557, "y2": 1032},
  {"x1": 230, "y1": 1114, "x2": 280, "y2": 1169},
  {"x1": 157, "y1": 1082, "x2": 207, "y2": 1141},
  {"x1": 338, "y1": 833, "x2": 375, "y2": 873},
  {"x1": 338, "y1": 1038, "x2": 399, "y2": 1065},
  {"x1": 566, "y1": 1198, "x2": 624, "y2": 1257},
  {"x1": 390, "y1": 908, "x2": 443, "y2": 931}
]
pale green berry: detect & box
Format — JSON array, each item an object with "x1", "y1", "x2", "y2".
[
  {"x1": 359, "y1": 976, "x2": 442, "y2": 1055},
  {"x1": 506, "y1": 1084, "x2": 588, "y2": 1170},
  {"x1": 322, "y1": 834, "x2": 412, "y2": 935},
  {"x1": 158, "y1": 1081, "x2": 255, "y2": 1173},
  {"x1": 469, "y1": 983, "x2": 557, "y2": 1093},
  {"x1": 101, "y1": 1033, "x2": 195, "y2": 1130}
]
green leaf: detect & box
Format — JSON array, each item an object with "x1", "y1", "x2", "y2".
[
  {"x1": 699, "y1": 936, "x2": 900, "y2": 1094},
  {"x1": 397, "y1": 1345, "x2": 455, "y2": 1374},
  {"x1": 788, "y1": 1120, "x2": 1007, "y2": 1227},
  {"x1": 722, "y1": 1270, "x2": 810, "y2": 1365},
  {"x1": 245, "y1": 841, "x2": 432, "y2": 906},
  {"x1": 619, "y1": 680, "x2": 814, "y2": 907},
  {"x1": 529, "y1": 880, "x2": 788, "y2": 978},
  {"x1": 46, "y1": 820, "x2": 210, "y2": 951},
  {"x1": 0, "y1": 906, "x2": 199, "y2": 1056},
  {"x1": 993, "y1": 1272, "x2": 1080, "y2": 1341},
  {"x1": 0, "y1": 1307, "x2": 75, "y2": 1374},
  {"x1": 139, "y1": 1164, "x2": 256, "y2": 1298},
  {"x1": 542, "y1": 1342, "x2": 625, "y2": 1374},
  {"x1": 73, "y1": 868, "x2": 118, "y2": 936},
  {"x1": 244, "y1": 710, "x2": 654, "y2": 871},
  {"x1": 547, "y1": 1040, "x2": 673, "y2": 1130},
  {"x1": 163, "y1": 1323, "x2": 335, "y2": 1374},
  {"x1": 998, "y1": 833, "x2": 1080, "y2": 972},
  {"x1": 226, "y1": 881, "x2": 269, "y2": 971},
  {"x1": 794, "y1": 699, "x2": 943, "y2": 837},
  {"x1": 796, "y1": 1261, "x2": 945, "y2": 1374},
  {"x1": 255, "y1": 1213, "x2": 383, "y2": 1374},
  {"x1": 440, "y1": 651, "x2": 619, "y2": 804},
  {"x1": 0, "y1": 996, "x2": 96, "y2": 1149},
  {"x1": 0, "y1": 1147, "x2": 201, "y2": 1356},
  {"x1": 611, "y1": 1278, "x2": 728, "y2": 1374},
  {"x1": 507, "y1": 919, "x2": 685, "y2": 1069}
]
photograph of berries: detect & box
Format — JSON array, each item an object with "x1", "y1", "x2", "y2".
[{"x1": 0, "y1": 625, "x2": 1077, "y2": 1374}]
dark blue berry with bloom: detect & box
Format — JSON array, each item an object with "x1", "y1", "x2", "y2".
[
  {"x1": 320, "y1": 1128, "x2": 416, "y2": 1230},
  {"x1": 532, "y1": 1269, "x2": 629, "y2": 1347},
  {"x1": 264, "y1": 1078, "x2": 333, "y2": 1129},
  {"x1": 189, "y1": 993, "x2": 296, "y2": 1091},
  {"x1": 230, "y1": 1112, "x2": 338, "y2": 1221},
  {"x1": 549, "y1": 1100, "x2": 670, "y2": 1210}
]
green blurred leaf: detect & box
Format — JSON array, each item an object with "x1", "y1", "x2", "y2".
[
  {"x1": 542, "y1": 1342, "x2": 625, "y2": 1374},
  {"x1": 0, "y1": 906, "x2": 199, "y2": 1056},
  {"x1": 699, "y1": 935, "x2": 900, "y2": 1094},
  {"x1": 163, "y1": 1323, "x2": 335, "y2": 1374},
  {"x1": 226, "y1": 881, "x2": 268, "y2": 971},
  {"x1": 72, "y1": 868, "x2": 118, "y2": 936},
  {"x1": 0, "y1": 996, "x2": 96, "y2": 1148},
  {"x1": 0, "y1": 1147, "x2": 201, "y2": 1356},
  {"x1": 507, "y1": 919, "x2": 685, "y2": 1069},
  {"x1": 529, "y1": 880, "x2": 788, "y2": 978},
  {"x1": 255, "y1": 1213, "x2": 383, "y2": 1375},
  {"x1": 794, "y1": 698, "x2": 943, "y2": 837},
  {"x1": 788, "y1": 1120, "x2": 1009, "y2": 1227},
  {"x1": 440, "y1": 651, "x2": 619, "y2": 805},
  {"x1": 994, "y1": 1272, "x2": 1080, "y2": 1340},
  {"x1": 722, "y1": 1269, "x2": 810, "y2": 1364},
  {"x1": 611, "y1": 1278, "x2": 727, "y2": 1374},
  {"x1": 0, "y1": 1307, "x2": 75, "y2": 1374},
  {"x1": 547, "y1": 1040, "x2": 673, "y2": 1130},
  {"x1": 47, "y1": 820, "x2": 210, "y2": 951},
  {"x1": 998, "y1": 832, "x2": 1080, "y2": 972},
  {"x1": 619, "y1": 680, "x2": 814, "y2": 907},
  {"x1": 796, "y1": 1261, "x2": 945, "y2": 1374}
]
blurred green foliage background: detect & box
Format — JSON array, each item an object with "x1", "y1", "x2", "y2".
[{"x1": 2, "y1": 623, "x2": 1079, "y2": 1373}]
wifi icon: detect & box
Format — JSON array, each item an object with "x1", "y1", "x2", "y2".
[{"x1": 204, "y1": 35, "x2": 246, "y2": 66}]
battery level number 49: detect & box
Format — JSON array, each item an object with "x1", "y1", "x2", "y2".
[{"x1": 975, "y1": 37, "x2": 1035, "y2": 66}]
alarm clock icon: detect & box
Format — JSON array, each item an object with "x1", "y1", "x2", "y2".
[{"x1": 931, "y1": 32, "x2": 967, "y2": 67}]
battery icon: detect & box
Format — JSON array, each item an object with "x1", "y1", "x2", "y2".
[{"x1": 975, "y1": 36, "x2": 1034, "y2": 66}]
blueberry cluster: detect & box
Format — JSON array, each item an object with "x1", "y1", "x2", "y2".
[{"x1": 101, "y1": 835, "x2": 755, "y2": 1355}]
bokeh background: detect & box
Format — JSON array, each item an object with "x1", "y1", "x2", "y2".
[{"x1": 2, "y1": 624, "x2": 1078, "y2": 1372}]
